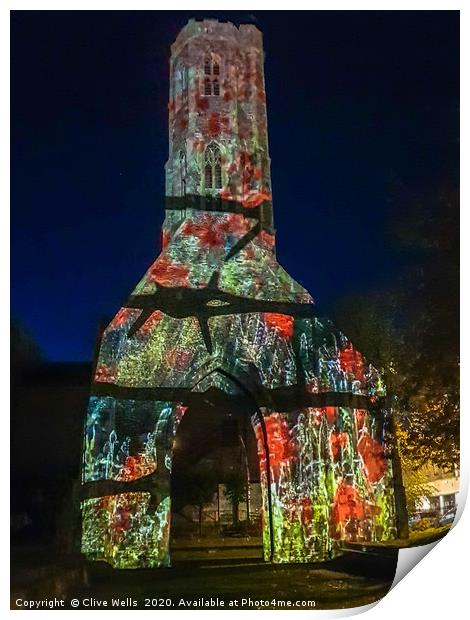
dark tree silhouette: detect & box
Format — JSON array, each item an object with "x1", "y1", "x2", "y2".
[
  {"x1": 172, "y1": 466, "x2": 217, "y2": 536},
  {"x1": 333, "y1": 180, "x2": 459, "y2": 472},
  {"x1": 224, "y1": 471, "x2": 247, "y2": 526}
]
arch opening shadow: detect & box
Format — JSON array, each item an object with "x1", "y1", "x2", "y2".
[{"x1": 169, "y1": 370, "x2": 274, "y2": 563}]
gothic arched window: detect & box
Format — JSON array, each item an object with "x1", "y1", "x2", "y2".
[
  {"x1": 178, "y1": 149, "x2": 186, "y2": 196},
  {"x1": 205, "y1": 164, "x2": 212, "y2": 188},
  {"x1": 204, "y1": 143, "x2": 222, "y2": 190},
  {"x1": 214, "y1": 161, "x2": 222, "y2": 188},
  {"x1": 202, "y1": 56, "x2": 221, "y2": 97}
]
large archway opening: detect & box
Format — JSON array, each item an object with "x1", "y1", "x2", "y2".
[{"x1": 169, "y1": 385, "x2": 269, "y2": 563}]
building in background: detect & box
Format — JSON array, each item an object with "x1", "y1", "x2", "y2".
[{"x1": 416, "y1": 467, "x2": 459, "y2": 521}]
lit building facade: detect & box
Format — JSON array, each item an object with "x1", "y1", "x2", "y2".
[{"x1": 81, "y1": 19, "x2": 404, "y2": 569}]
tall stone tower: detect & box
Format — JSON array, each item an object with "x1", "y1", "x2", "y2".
[
  {"x1": 164, "y1": 19, "x2": 273, "y2": 235},
  {"x1": 81, "y1": 19, "x2": 401, "y2": 569}
]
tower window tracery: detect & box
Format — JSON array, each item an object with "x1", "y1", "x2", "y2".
[
  {"x1": 178, "y1": 148, "x2": 186, "y2": 196},
  {"x1": 202, "y1": 55, "x2": 221, "y2": 97},
  {"x1": 204, "y1": 143, "x2": 222, "y2": 190}
]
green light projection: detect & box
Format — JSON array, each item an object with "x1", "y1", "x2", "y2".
[{"x1": 81, "y1": 18, "x2": 398, "y2": 569}]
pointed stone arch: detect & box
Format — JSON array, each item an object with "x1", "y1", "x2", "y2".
[{"x1": 174, "y1": 367, "x2": 275, "y2": 561}]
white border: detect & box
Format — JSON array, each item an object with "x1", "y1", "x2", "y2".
[{"x1": 4, "y1": 2, "x2": 466, "y2": 618}]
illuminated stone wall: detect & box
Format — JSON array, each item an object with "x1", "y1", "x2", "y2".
[{"x1": 81, "y1": 19, "x2": 398, "y2": 569}]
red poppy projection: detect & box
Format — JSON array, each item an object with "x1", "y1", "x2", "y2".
[{"x1": 81, "y1": 19, "x2": 399, "y2": 569}]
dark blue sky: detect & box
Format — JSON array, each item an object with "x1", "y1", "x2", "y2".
[{"x1": 11, "y1": 11, "x2": 459, "y2": 361}]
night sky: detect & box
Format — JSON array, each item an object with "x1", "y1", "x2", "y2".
[{"x1": 11, "y1": 11, "x2": 459, "y2": 361}]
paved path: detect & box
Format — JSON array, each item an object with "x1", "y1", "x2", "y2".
[{"x1": 71, "y1": 553, "x2": 396, "y2": 610}]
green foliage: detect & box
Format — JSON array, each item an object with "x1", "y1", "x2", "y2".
[
  {"x1": 224, "y1": 470, "x2": 247, "y2": 525},
  {"x1": 333, "y1": 180, "x2": 459, "y2": 473},
  {"x1": 172, "y1": 466, "x2": 217, "y2": 513},
  {"x1": 399, "y1": 459, "x2": 437, "y2": 514}
]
